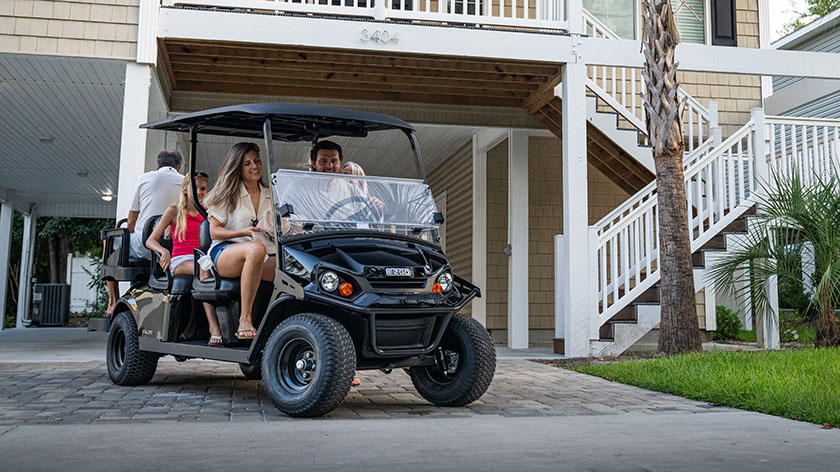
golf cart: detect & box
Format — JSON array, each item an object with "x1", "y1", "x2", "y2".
[{"x1": 100, "y1": 103, "x2": 496, "y2": 417}]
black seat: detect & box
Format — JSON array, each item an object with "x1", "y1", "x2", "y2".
[
  {"x1": 192, "y1": 219, "x2": 241, "y2": 301},
  {"x1": 147, "y1": 215, "x2": 194, "y2": 293},
  {"x1": 100, "y1": 218, "x2": 150, "y2": 282}
]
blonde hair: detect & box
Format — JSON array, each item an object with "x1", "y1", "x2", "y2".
[
  {"x1": 203, "y1": 142, "x2": 264, "y2": 215},
  {"x1": 173, "y1": 173, "x2": 208, "y2": 241},
  {"x1": 342, "y1": 161, "x2": 365, "y2": 176}
]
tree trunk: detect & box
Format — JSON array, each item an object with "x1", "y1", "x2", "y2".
[
  {"x1": 641, "y1": 0, "x2": 702, "y2": 354},
  {"x1": 816, "y1": 286, "x2": 839, "y2": 347},
  {"x1": 58, "y1": 236, "x2": 71, "y2": 284},
  {"x1": 48, "y1": 236, "x2": 58, "y2": 284}
]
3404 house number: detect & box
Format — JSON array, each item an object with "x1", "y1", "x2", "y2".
[{"x1": 361, "y1": 29, "x2": 399, "y2": 44}]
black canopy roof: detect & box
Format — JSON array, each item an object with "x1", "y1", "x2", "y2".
[{"x1": 141, "y1": 103, "x2": 414, "y2": 141}]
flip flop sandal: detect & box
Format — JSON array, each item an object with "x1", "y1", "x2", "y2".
[
  {"x1": 208, "y1": 335, "x2": 223, "y2": 346},
  {"x1": 352, "y1": 377, "x2": 361, "y2": 386},
  {"x1": 235, "y1": 329, "x2": 256, "y2": 340}
]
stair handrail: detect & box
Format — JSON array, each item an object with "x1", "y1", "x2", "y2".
[
  {"x1": 594, "y1": 138, "x2": 714, "y2": 235},
  {"x1": 591, "y1": 120, "x2": 759, "y2": 336},
  {"x1": 582, "y1": 8, "x2": 713, "y2": 152}
]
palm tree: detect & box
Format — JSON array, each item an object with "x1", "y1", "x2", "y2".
[
  {"x1": 641, "y1": 0, "x2": 702, "y2": 353},
  {"x1": 708, "y1": 171, "x2": 840, "y2": 347}
]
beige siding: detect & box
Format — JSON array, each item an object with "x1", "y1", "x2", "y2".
[
  {"x1": 427, "y1": 142, "x2": 473, "y2": 315},
  {"x1": 680, "y1": 0, "x2": 762, "y2": 136},
  {"x1": 0, "y1": 0, "x2": 139, "y2": 60},
  {"x1": 485, "y1": 136, "x2": 632, "y2": 333}
]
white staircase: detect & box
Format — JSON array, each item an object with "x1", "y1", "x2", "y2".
[{"x1": 585, "y1": 113, "x2": 840, "y2": 356}]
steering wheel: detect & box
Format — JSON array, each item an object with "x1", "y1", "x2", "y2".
[{"x1": 324, "y1": 196, "x2": 383, "y2": 222}]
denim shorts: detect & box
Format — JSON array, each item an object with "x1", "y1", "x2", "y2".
[{"x1": 209, "y1": 241, "x2": 234, "y2": 267}]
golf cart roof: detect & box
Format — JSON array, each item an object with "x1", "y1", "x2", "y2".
[{"x1": 141, "y1": 103, "x2": 415, "y2": 142}]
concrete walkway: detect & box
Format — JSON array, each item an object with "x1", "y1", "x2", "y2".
[{"x1": 1, "y1": 328, "x2": 837, "y2": 471}]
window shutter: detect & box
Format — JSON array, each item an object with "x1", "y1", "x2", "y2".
[
  {"x1": 711, "y1": 0, "x2": 738, "y2": 46},
  {"x1": 671, "y1": 0, "x2": 705, "y2": 44}
]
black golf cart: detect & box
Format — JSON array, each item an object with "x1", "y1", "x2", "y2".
[{"x1": 100, "y1": 103, "x2": 496, "y2": 417}]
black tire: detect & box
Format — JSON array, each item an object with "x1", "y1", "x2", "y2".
[
  {"x1": 261, "y1": 313, "x2": 356, "y2": 417},
  {"x1": 106, "y1": 311, "x2": 158, "y2": 386},
  {"x1": 239, "y1": 362, "x2": 262, "y2": 380},
  {"x1": 409, "y1": 315, "x2": 496, "y2": 407}
]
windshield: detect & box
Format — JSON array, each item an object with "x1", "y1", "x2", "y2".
[{"x1": 272, "y1": 169, "x2": 440, "y2": 243}]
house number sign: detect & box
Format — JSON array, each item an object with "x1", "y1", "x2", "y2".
[{"x1": 361, "y1": 29, "x2": 399, "y2": 44}]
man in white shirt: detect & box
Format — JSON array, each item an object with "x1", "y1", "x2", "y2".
[{"x1": 105, "y1": 149, "x2": 184, "y2": 317}]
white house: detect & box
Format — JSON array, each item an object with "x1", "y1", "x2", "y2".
[{"x1": 1, "y1": 0, "x2": 839, "y2": 355}]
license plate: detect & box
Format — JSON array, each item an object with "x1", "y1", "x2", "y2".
[{"x1": 385, "y1": 267, "x2": 412, "y2": 277}]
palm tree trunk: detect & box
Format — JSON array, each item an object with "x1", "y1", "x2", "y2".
[
  {"x1": 641, "y1": 0, "x2": 702, "y2": 353},
  {"x1": 817, "y1": 286, "x2": 839, "y2": 346}
]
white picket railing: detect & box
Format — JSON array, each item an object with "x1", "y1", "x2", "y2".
[
  {"x1": 590, "y1": 120, "x2": 758, "y2": 336},
  {"x1": 165, "y1": 0, "x2": 569, "y2": 30},
  {"x1": 766, "y1": 116, "x2": 840, "y2": 186},
  {"x1": 582, "y1": 9, "x2": 712, "y2": 153}
]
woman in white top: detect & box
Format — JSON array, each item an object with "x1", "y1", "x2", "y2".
[{"x1": 203, "y1": 142, "x2": 275, "y2": 340}]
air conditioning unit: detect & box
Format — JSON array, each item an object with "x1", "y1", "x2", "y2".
[{"x1": 30, "y1": 284, "x2": 70, "y2": 327}]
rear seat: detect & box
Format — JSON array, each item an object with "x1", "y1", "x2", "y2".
[
  {"x1": 100, "y1": 218, "x2": 150, "y2": 283},
  {"x1": 146, "y1": 215, "x2": 193, "y2": 294}
]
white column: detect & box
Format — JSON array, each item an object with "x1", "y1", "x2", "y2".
[
  {"x1": 566, "y1": 0, "x2": 583, "y2": 34},
  {"x1": 560, "y1": 62, "x2": 590, "y2": 357},
  {"x1": 15, "y1": 209, "x2": 37, "y2": 328},
  {"x1": 116, "y1": 63, "x2": 154, "y2": 220},
  {"x1": 471, "y1": 134, "x2": 487, "y2": 327},
  {"x1": 0, "y1": 202, "x2": 13, "y2": 331},
  {"x1": 758, "y1": 0, "x2": 773, "y2": 101},
  {"x1": 507, "y1": 129, "x2": 529, "y2": 349}
]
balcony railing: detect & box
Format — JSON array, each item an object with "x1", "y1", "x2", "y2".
[{"x1": 165, "y1": 0, "x2": 569, "y2": 30}]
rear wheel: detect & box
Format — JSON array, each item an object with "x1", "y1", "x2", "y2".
[
  {"x1": 409, "y1": 315, "x2": 496, "y2": 406},
  {"x1": 261, "y1": 313, "x2": 356, "y2": 417},
  {"x1": 106, "y1": 311, "x2": 158, "y2": 386},
  {"x1": 239, "y1": 362, "x2": 262, "y2": 380}
]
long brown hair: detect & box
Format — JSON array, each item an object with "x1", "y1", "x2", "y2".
[
  {"x1": 173, "y1": 173, "x2": 208, "y2": 241},
  {"x1": 203, "y1": 142, "x2": 264, "y2": 215}
]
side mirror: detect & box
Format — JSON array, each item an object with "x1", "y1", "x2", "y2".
[{"x1": 279, "y1": 204, "x2": 295, "y2": 218}]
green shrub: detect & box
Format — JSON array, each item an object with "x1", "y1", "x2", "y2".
[{"x1": 713, "y1": 306, "x2": 742, "y2": 340}]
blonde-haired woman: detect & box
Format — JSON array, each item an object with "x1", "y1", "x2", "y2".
[
  {"x1": 146, "y1": 172, "x2": 223, "y2": 345},
  {"x1": 203, "y1": 142, "x2": 275, "y2": 340}
]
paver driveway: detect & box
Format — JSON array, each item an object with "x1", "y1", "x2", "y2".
[{"x1": 0, "y1": 358, "x2": 718, "y2": 424}]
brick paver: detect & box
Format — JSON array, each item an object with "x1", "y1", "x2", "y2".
[{"x1": 0, "y1": 359, "x2": 721, "y2": 425}]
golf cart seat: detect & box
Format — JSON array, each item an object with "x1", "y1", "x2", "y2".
[
  {"x1": 100, "y1": 218, "x2": 150, "y2": 283},
  {"x1": 191, "y1": 219, "x2": 241, "y2": 300},
  {"x1": 146, "y1": 215, "x2": 193, "y2": 295}
]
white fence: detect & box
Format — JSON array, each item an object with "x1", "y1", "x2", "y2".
[
  {"x1": 66, "y1": 254, "x2": 98, "y2": 313},
  {"x1": 766, "y1": 116, "x2": 840, "y2": 185},
  {"x1": 165, "y1": 0, "x2": 569, "y2": 30}
]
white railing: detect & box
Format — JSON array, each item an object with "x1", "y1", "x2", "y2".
[
  {"x1": 766, "y1": 116, "x2": 840, "y2": 186},
  {"x1": 165, "y1": 0, "x2": 569, "y2": 30},
  {"x1": 582, "y1": 9, "x2": 712, "y2": 153},
  {"x1": 590, "y1": 120, "x2": 758, "y2": 336}
]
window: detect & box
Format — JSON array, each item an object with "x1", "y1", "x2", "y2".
[
  {"x1": 583, "y1": 0, "x2": 637, "y2": 39},
  {"x1": 671, "y1": 0, "x2": 706, "y2": 44}
]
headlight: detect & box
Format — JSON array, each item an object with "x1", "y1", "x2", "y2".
[
  {"x1": 319, "y1": 271, "x2": 340, "y2": 292},
  {"x1": 283, "y1": 249, "x2": 310, "y2": 280},
  {"x1": 436, "y1": 272, "x2": 453, "y2": 293}
]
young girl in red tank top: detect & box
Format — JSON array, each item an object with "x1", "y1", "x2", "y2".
[{"x1": 146, "y1": 173, "x2": 223, "y2": 345}]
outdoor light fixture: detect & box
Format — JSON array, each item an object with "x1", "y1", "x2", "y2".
[
  {"x1": 38, "y1": 136, "x2": 53, "y2": 144},
  {"x1": 101, "y1": 194, "x2": 113, "y2": 202}
]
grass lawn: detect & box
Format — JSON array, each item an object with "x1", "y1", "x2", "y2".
[{"x1": 572, "y1": 348, "x2": 840, "y2": 427}]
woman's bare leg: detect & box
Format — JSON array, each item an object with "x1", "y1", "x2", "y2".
[{"x1": 215, "y1": 241, "x2": 265, "y2": 334}]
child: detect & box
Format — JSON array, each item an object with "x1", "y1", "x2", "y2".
[{"x1": 146, "y1": 172, "x2": 223, "y2": 345}]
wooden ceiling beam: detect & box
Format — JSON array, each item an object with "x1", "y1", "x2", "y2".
[
  {"x1": 166, "y1": 53, "x2": 549, "y2": 84},
  {"x1": 173, "y1": 72, "x2": 532, "y2": 100},
  {"x1": 176, "y1": 80, "x2": 523, "y2": 107},
  {"x1": 168, "y1": 62, "x2": 539, "y2": 93}
]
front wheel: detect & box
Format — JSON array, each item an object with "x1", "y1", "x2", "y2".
[
  {"x1": 409, "y1": 315, "x2": 496, "y2": 406},
  {"x1": 261, "y1": 313, "x2": 356, "y2": 417},
  {"x1": 106, "y1": 311, "x2": 158, "y2": 386}
]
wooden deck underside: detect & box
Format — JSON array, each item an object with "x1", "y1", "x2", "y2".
[{"x1": 161, "y1": 39, "x2": 653, "y2": 192}]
